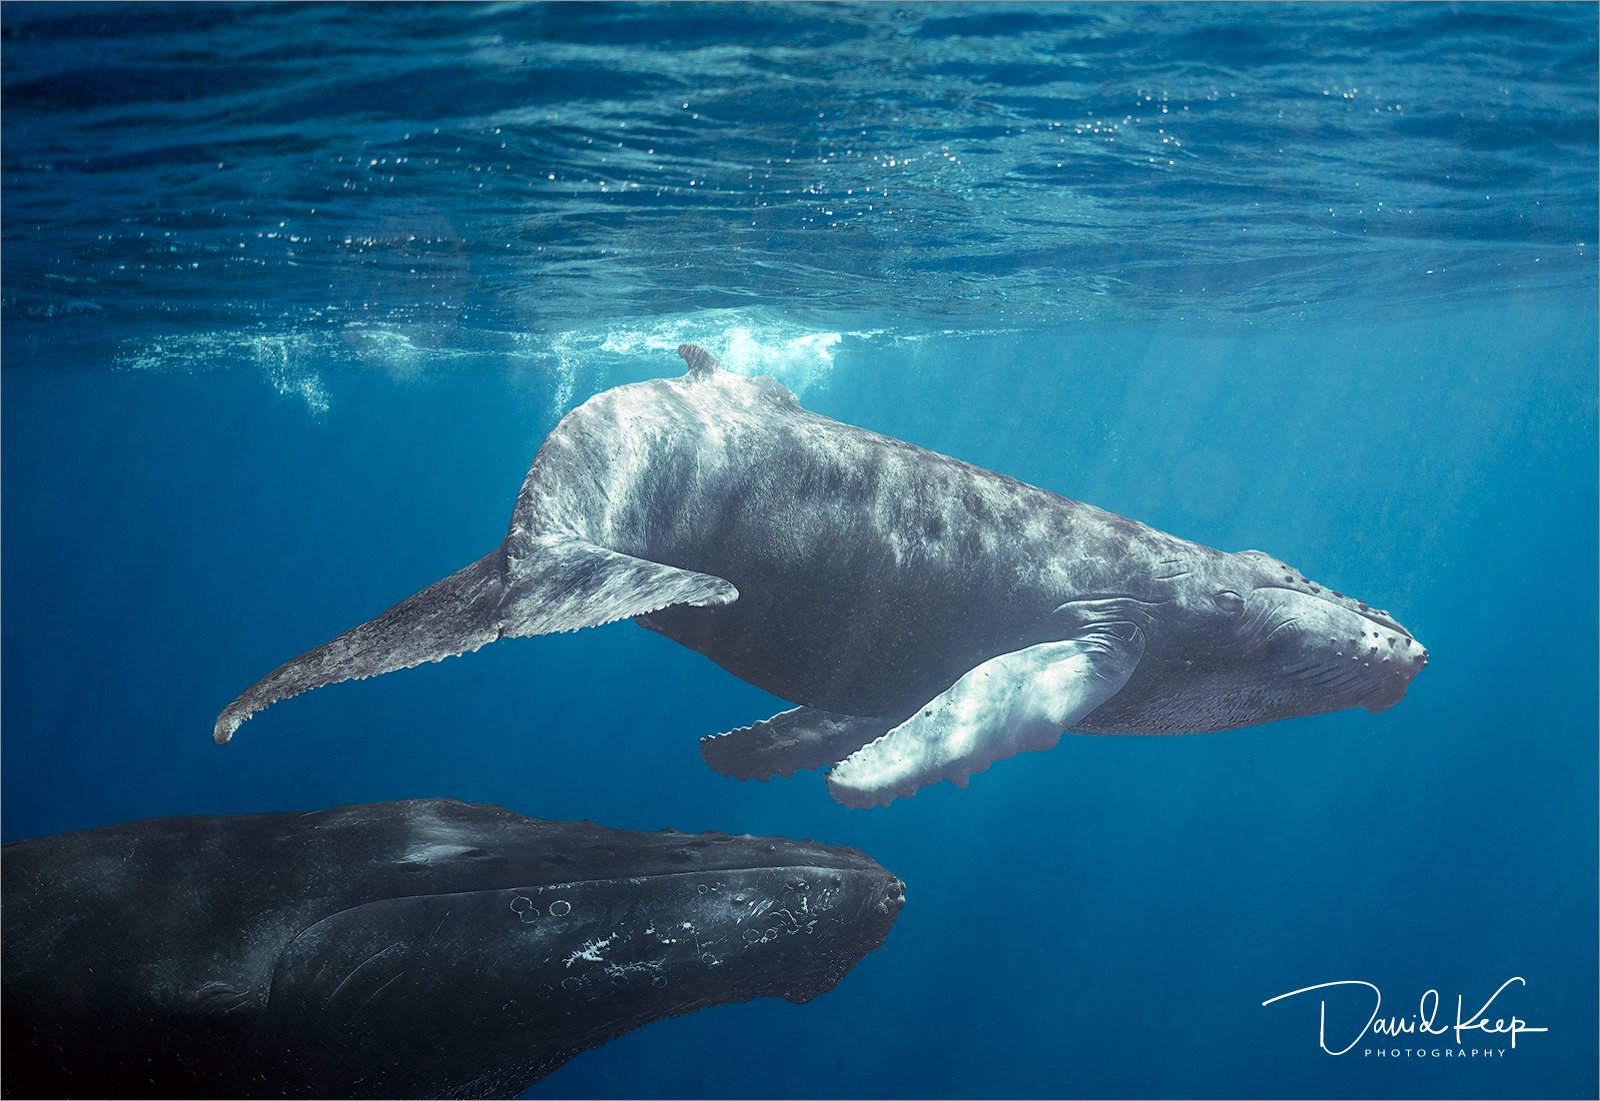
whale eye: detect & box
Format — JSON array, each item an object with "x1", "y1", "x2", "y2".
[{"x1": 1212, "y1": 590, "x2": 1245, "y2": 614}]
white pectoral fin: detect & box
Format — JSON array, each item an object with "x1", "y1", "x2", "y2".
[
  {"x1": 826, "y1": 627, "x2": 1144, "y2": 808},
  {"x1": 701, "y1": 707, "x2": 893, "y2": 782}
]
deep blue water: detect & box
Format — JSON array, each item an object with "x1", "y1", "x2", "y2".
[{"x1": 3, "y1": 4, "x2": 1597, "y2": 1099}]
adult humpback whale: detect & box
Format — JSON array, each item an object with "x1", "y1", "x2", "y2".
[
  {"x1": 1, "y1": 799, "x2": 903, "y2": 1099},
  {"x1": 216, "y1": 344, "x2": 1425, "y2": 807}
]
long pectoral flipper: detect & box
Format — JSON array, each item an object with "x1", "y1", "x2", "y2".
[
  {"x1": 214, "y1": 535, "x2": 737, "y2": 743},
  {"x1": 825, "y1": 626, "x2": 1144, "y2": 808},
  {"x1": 700, "y1": 707, "x2": 894, "y2": 781}
]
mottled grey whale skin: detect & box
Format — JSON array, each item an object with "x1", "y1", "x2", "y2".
[
  {"x1": 216, "y1": 343, "x2": 1426, "y2": 807},
  {"x1": 1, "y1": 799, "x2": 903, "y2": 1099}
]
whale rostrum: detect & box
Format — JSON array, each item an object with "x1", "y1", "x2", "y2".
[{"x1": 216, "y1": 343, "x2": 1426, "y2": 807}]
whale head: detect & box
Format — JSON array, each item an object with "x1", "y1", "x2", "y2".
[
  {"x1": 1082, "y1": 548, "x2": 1426, "y2": 734},
  {"x1": 2, "y1": 799, "x2": 904, "y2": 1098}
]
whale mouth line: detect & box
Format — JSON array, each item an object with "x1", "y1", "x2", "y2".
[
  {"x1": 374, "y1": 862, "x2": 889, "y2": 897},
  {"x1": 1261, "y1": 615, "x2": 1303, "y2": 645},
  {"x1": 1280, "y1": 658, "x2": 1365, "y2": 695}
]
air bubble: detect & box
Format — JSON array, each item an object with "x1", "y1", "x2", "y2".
[{"x1": 548, "y1": 899, "x2": 572, "y2": 917}]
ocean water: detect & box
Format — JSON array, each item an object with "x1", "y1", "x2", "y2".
[{"x1": 2, "y1": 3, "x2": 1596, "y2": 1099}]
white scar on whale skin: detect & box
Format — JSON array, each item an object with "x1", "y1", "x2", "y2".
[{"x1": 216, "y1": 343, "x2": 1426, "y2": 806}]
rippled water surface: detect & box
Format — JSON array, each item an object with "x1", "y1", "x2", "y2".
[{"x1": 5, "y1": 3, "x2": 1595, "y2": 347}]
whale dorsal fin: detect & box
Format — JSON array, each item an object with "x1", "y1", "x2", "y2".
[{"x1": 677, "y1": 343, "x2": 720, "y2": 379}]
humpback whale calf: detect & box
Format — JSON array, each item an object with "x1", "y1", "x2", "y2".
[
  {"x1": 216, "y1": 344, "x2": 1426, "y2": 807},
  {"x1": 1, "y1": 799, "x2": 903, "y2": 1099}
]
